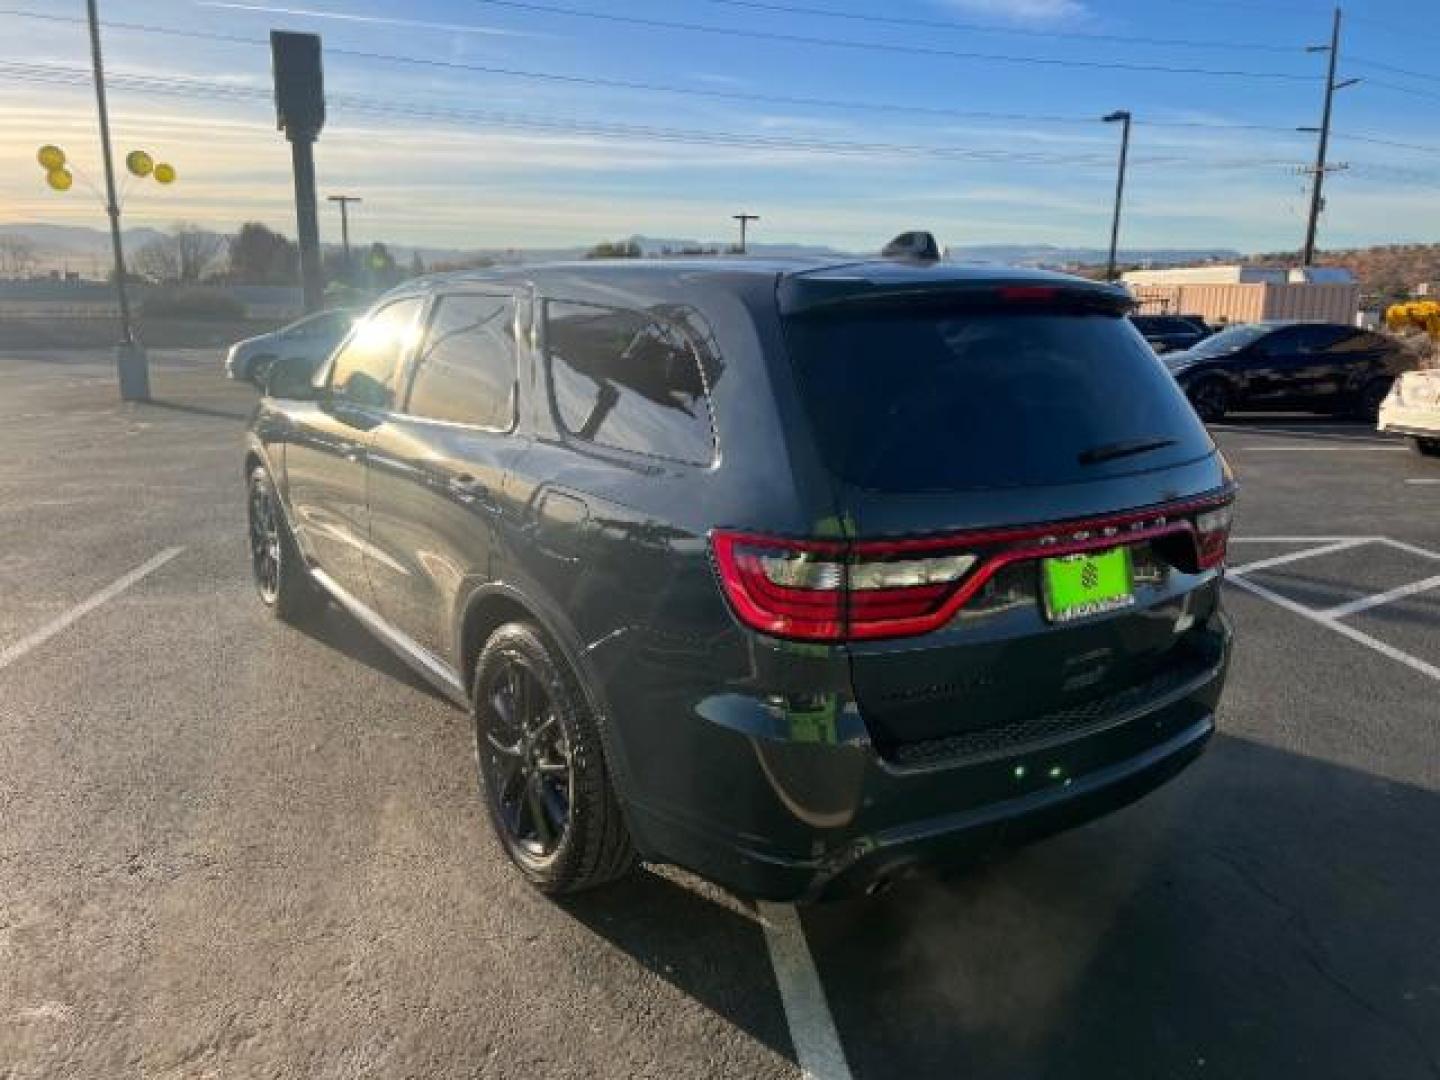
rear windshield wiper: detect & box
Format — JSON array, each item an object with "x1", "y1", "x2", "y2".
[{"x1": 1077, "y1": 437, "x2": 1178, "y2": 466}]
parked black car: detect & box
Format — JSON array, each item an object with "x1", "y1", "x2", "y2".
[
  {"x1": 1164, "y1": 321, "x2": 1408, "y2": 421},
  {"x1": 245, "y1": 258, "x2": 1235, "y2": 901},
  {"x1": 1130, "y1": 313, "x2": 1213, "y2": 354}
]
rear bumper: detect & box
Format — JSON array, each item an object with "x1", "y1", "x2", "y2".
[{"x1": 622, "y1": 618, "x2": 1230, "y2": 902}]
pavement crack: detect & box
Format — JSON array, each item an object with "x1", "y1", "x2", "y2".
[{"x1": 1206, "y1": 847, "x2": 1440, "y2": 1079}]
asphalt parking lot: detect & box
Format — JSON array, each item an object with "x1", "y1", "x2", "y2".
[{"x1": 2, "y1": 348, "x2": 1438, "y2": 1079}]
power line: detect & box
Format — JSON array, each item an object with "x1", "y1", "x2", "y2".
[
  {"x1": 690, "y1": 0, "x2": 1305, "y2": 53},
  {"x1": 0, "y1": 6, "x2": 1320, "y2": 135},
  {"x1": 1, "y1": 8, "x2": 1425, "y2": 154},
  {"x1": 0, "y1": 59, "x2": 1312, "y2": 172},
  {"x1": 1348, "y1": 55, "x2": 1440, "y2": 85},
  {"x1": 1357, "y1": 77, "x2": 1440, "y2": 104},
  {"x1": 458, "y1": 0, "x2": 1320, "y2": 80},
  {"x1": 0, "y1": 2, "x2": 1321, "y2": 82}
]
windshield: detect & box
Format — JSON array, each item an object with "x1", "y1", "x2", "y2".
[
  {"x1": 1182, "y1": 323, "x2": 1268, "y2": 358},
  {"x1": 785, "y1": 309, "x2": 1213, "y2": 492}
]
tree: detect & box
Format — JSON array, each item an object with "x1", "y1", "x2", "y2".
[
  {"x1": 227, "y1": 222, "x2": 299, "y2": 285},
  {"x1": 0, "y1": 235, "x2": 37, "y2": 278},
  {"x1": 133, "y1": 222, "x2": 224, "y2": 284},
  {"x1": 366, "y1": 242, "x2": 400, "y2": 288},
  {"x1": 586, "y1": 239, "x2": 642, "y2": 259}
]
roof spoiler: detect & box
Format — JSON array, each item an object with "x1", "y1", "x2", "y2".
[{"x1": 881, "y1": 230, "x2": 941, "y2": 263}]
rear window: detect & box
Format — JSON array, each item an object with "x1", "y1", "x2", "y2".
[{"x1": 784, "y1": 309, "x2": 1213, "y2": 492}]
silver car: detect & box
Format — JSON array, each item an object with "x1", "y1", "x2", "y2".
[{"x1": 224, "y1": 309, "x2": 356, "y2": 384}]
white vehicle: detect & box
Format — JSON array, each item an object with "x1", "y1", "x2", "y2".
[
  {"x1": 1378, "y1": 368, "x2": 1440, "y2": 457},
  {"x1": 223, "y1": 309, "x2": 357, "y2": 384}
]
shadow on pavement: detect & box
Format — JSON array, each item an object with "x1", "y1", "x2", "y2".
[
  {"x1": 140, "y1": 398, "x2": 251, "y2": 422},
  {"x1": 558, "y1": 865, "x2": 796, "y2": 1061},
  {"x1": 800, "y1": 734, "x2": 1440, "y2": 1079},
  {"x1": 292, "y1": 599, "x2": 453, "y2": 705}
]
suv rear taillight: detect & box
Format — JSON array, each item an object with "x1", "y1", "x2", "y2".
[
  {"x1": 710, "y1": 489, "x2": 1235, "y2": 642},
  {"x1": 1195, "y1": 504, "x2": 1234, "y2": 570}
]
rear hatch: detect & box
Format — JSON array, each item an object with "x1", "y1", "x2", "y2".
[{"x1": 776, "y1": 269, "x2": 1232, "y2": 758}]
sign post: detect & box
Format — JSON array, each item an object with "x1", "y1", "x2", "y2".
[{"x1": 271, "y1": 31, "x2": 326, "y2": 313}]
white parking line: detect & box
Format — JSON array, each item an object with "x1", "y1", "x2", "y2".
[
  {"x1": 1229, "y1": 539, "x2": 1370, "y2": 576},
  {"x1": 1210, "y1": 424, "x2": 1396, "y2": 444},
  {"x1": 1231, "y1": 536, "x2": 1375, "y2": 544},
  {"x1": 1406, "y1": 479, "x2": 1440, "y2": 485},
  {"x1": 1227, "y1": 572, "x2": 1440, "y2": 683},
  {"x1": 1227, "y1": 445, "x2": 1406, "y2": 452},
  {"x1": 1322, "y1": 573, "x2": 1440, "y2": 619},
  {"x1": 0, "y1": 547, "x2": 184, "y2": 672},
  {"x1": 757, "y1": 902, "x2": 853, "y2": 1080},
  {"x1": 1378, "y1": 537, "x2": 1440, "y2": 562}
]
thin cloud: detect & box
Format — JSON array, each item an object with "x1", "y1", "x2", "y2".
[
  {"x1": 939, "y1": 0, "x2": 1089, "y2": 24},
  {"x1": 195, "y1": 2, "x2": 544, "y2": 38}
]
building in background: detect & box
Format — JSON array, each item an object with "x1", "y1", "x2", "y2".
[{"x1": 1122, "y1": 264, "x2": 1361, "y2": 326}]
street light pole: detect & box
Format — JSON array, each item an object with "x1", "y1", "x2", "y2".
[
  {"x1": 733, "y1": 213, "x2": 759, "y2": 254},
  {"x1": 1102, "y1": 110, "x2": 1132, "y2": 284},
  {"x1": 86, "y1": 0, "x2": 148, "y2": 400},
  {"x1": 327, "y1": 194, "x2": 361, "y2": 276}
]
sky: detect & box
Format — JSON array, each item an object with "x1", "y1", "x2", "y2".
[{"x1": 1, "y1": 0, "x2": 1438, "y2": 255}]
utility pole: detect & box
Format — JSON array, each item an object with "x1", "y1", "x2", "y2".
[
  {"x1": 1102, "y1": 110, "x2": 1132, "y2": 283},
  {"x1": 733, "y1": 213, "x2": 759, "y2": 254},
  {"x1": 1300, "y1": 7, "x2": 1359, "y2": 266},
  {"x1": 87, "y1": 0, "x2": 148, "y2": 401},
  {"x1": 327, "y1": 194, "x2": 361, "y2": 276}
]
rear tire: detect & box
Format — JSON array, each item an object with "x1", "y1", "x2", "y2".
[
  {"x1": 1188, "y1": 378, "x2": 1229, "y2": 422},
  {"x1": 247, "y1": 464, "x2": 319, "y2": 623},
  {"x1": 472, "y1": 622, "x2": 634, "y2": 895},
  {"x1": 1354, "y1": 378, "x2": 1392, "y2": 421},
  {"x1": 1412, "y1": 437, "x2": 1440, "y2": 458}
]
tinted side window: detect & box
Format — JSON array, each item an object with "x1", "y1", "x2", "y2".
[
  {"x1": 407, "y1": 294, "x2": 517, "y2": 430},
  {"x1": 329, "y1": 298, "x2": 422, "y2": 409},
  {"x1": 544, "y1": 302, "x2": 715, "y2": 465},
  {"x1": 1295, "y1": 325, "x2": 1349, "y2": 352}
]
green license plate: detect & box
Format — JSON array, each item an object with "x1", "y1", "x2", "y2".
[{"x1": 1041, "y1": 547, "x2": 1135, "y2": 624}]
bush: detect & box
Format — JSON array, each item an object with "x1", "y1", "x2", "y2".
[{"x1": 139, "y1": 288, "x2": 245, "y2": 321}]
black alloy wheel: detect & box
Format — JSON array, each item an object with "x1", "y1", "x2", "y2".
[
  {"x1": 472, "y1": 622, "x2": 634, "y2": 894},
  {"x1": 1189, "y1": 378, "x2": 1229, "y2": 422},
  {"x1": 246, "y1": 464, "x2": 316, "y2": 621},
  {"x1": 248, "y1": 469, "x2": 283, "y2": 605},
  {"x1": 479, "y1": 649, "x2": 575, "y2": 864}
]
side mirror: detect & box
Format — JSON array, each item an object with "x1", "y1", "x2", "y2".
[{"x1": 264, "y1": 353, "x2": 322, "y2": 400}]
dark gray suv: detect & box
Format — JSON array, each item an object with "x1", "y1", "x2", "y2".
[{"x1": 245, "y1": 257, "x2": 1235, "y2": 901}]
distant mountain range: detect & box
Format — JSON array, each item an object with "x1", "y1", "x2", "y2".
[{"x1": 0, "y1": 222, "x2": 1242, "y2": 272}]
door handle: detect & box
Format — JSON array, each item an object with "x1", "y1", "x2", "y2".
[{"x1": 448, "y1": 473, "x2": 498, "y2": 508}]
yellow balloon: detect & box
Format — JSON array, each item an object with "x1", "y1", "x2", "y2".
[
  {"x1": 45, "y1": 168, "x2": 73, "y2": 192},
  {"x1": 153, "y1": 162, "x2": 176, "y2": 184},
  {"x1": 125, "y1": 150, "x2": 153, "y2": 177},
  {"x1": 37, "y1": 144, "x2": 66, "y2": 170}
]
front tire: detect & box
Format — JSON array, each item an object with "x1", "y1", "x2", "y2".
[
  {"x1": 247, "y1": 464, "x2": 318, "y2": 622},
  {"x1": 1412, "y1": 436, "x2": 1440, "y2": 458},
  {"x1": 472, "y1": 622, "x2": 634, "y2": 895},
  {"x1": 1188, "y1": 378, "x2": 1230, "y2": 422}
]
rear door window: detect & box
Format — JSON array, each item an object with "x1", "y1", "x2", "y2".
[
  {"x1": 406, "y1": 293, "x2": 517, "y2": 430},
  {"x1": 784, "y1": 309, "x2": 1213, "y2": 492},
  {"x1": 329, "y1": 298, "x2": 422, "y2": 410},
  {"x1": 544, "y1": 301, "x2": 715, "y2": 465}
]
